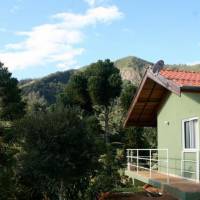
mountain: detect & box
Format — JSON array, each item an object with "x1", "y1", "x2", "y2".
[
  {"x1": 19, "y1": 56, "x2": 200, "y2": 104},
  {"x1": 19, "y1": 70, "x2": 75, "y2": 104},
  {"x1": 115, "y1": 56, "x2": 153, "y2": 84}
]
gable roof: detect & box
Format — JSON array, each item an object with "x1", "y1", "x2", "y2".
[
  {"x1": 124, "y1": 68, "x2": 200, "y2": 128},
  {"x1": 160, "y1": 69, "x2": 200, "y2": 87}
]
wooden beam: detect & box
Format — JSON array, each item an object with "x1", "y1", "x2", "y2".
[
  {"x1": 124, "y1": 71, "x2": 148, "y2": 127},
  {"x1": 136, "y1": 82, "x2": 157, "y2": 122},
  {"x1": 147, "y1": 70, "x2": 181, "y2": 96},
  {"x1": 138, "y1": 98, "x2": 162, "y2": 103},
  {"x1": 124, "y1": 69, "x2": 181, "y2": 128}
]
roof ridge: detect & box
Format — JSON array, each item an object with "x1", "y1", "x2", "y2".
[{"x1": 161, "y1": 68, "x2": 200, "y2": 73}]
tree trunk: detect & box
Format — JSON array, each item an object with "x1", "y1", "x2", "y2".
[
  {"x1": 58, "y1": 180, "x2": 65, "y2": 200},
  {"x1": 104, "y1": 107, "x2": 109, "y2": 144}
]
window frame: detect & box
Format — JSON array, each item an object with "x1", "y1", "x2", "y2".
[{"x1": 182, "y1": 117, "x2": 199, "y2": 152}]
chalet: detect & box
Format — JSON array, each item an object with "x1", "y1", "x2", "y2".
[{"x1": 124, "y1": 67, "x2": 200, "y2": 200}]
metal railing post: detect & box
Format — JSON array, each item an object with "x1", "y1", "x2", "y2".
[
  {"x1": 181, "y1": 151, "x2": 183, "y2": 178},
  {"x1": 131, "y1": 149, "x2": 133, "y2": 164},
  {"x1": 127, "y1": 149, "x2": 130, "y2": 170},
  {"x1": 166, "y1": 149, "x2": 169, "y2": 183},
  {"x1": 196, "y1": 150, "x2": 199, "y2": 183}
]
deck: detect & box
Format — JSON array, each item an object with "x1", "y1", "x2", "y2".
[{"x1": 125, "y1": 169, "x2": 200, "y2": 200}]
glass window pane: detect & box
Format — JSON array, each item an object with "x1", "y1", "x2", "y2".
[
  {"x1": 184, "y1": 121, "x2": 190, "y2": 148},
  {"x1": 184, "y1": 119, "x2": 197, "y2": 149}
]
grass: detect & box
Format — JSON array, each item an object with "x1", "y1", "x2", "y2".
[{"x1": 112, "y1": 186, "x2": 144, "y2": 193}]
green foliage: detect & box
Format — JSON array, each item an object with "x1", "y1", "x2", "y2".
[
  {"x1": 0, "y1": 62, "x2": 25, "y2": 199},
  {"x1": 86, "y1": 59, "x2": 122, "y2": 106},
  {"x1": 16, "y1": 107, "x2": 102, "y2": 200},
  {"x1": 60, "y1": 59, "x2": 122, "y2": 112},
  {"x1": 20, "y1": 56, "x2": 151, "y2": 106},
  {"x1": 0, "y1": 57, "x2": 161, "y2": 199},
  {"x1": 124, "y1": 127, "x2": 149, "y2": 149},
  {"x1": 25, "y1": 91, "x2": 47, "y2": 113},
  {"x1": 111, "y1": 186, "x2": 143, "y2": 193},
  {"x1": 0, "y1": 62, "x2": 25, "y2": 120},
  {"x1": 20, "y1": 70, "x2": 74, "y2": 104},
  {"x1": 0, "y1": 139, "x2": 19, "y2": 200},
  {"x1": 120, "y1": 81, "x2": 137, "y2": 112},
  {"x1": 85, "y1": 145, "x2": 122, "y2": 199},
  {"x1": 143, "y1": 127, "x2": 157, "y2": 148},
  {"x1": 60, "y1": 72, "x2": 92, "y2": 112},
  {"x1": 60, "y1": 60, "x2": 122, "y2": 143},
  {"x1": 19, "y1": 56, "x2": 200, "y2": 108}
]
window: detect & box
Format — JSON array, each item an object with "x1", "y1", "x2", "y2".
[{"x1": 182, "y1": 118, "x2": 198, "y2": 149}]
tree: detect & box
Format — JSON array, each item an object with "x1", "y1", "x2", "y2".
[
  {"x1": 25, "y1": 91, "x2": 47, "y2": 113},
  {"x1": 0, "y1": 62, "x2": 25, "y2": 200},
  {"x1": 60, "y1": 59, "x2": 122, "y2": 143},
  {"x1": 86, "y1": 60, "x2": 122, "y2": 107},
  {"x1": 0, "y1": 62, "x2": 25, "y2": 120},
  {"x1": 86, "y1": 60, "x2": 122, "y2": 143},
  {"x1": 120, "y1": 81, "x2": 137, "y2": 112},
  {"x1": 16, "y1": 107, "x2": 102, "y2": 200},
  {"x1": 60, "y1": 72, "x2": 92, "y2": 112}
]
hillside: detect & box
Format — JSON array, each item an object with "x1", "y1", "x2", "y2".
[
  {"x1": 115, "y1": 56, "x2": 153, "y2": 84},
  {"x1": 19, "y1": 56, "x2": 200, "y2": 104},
  {"x1": 20, "y1": 70, "x2": 75, "y2": 104}
]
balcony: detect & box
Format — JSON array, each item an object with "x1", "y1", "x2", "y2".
[{"x1": 125, "y1": 149, "x2": 200, "y2": 200}]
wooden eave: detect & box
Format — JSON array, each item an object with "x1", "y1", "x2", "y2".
[{"x1": 124, "y1": 70, "x2": 181, "y2": 127}]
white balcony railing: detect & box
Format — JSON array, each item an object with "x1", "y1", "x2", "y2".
[
  {"x1": 126, "y1": 149, "x2": 169, "y2": 182},
  {"x1": 181, "y1": 150, "x2": 199, "y2": 183}
]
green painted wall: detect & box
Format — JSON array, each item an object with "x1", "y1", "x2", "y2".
[{"x1": 157, "y1": 92, "x2": 200, "y2": 179}]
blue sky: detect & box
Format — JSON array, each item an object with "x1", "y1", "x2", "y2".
[{"x1": 0, "y1": 0, "x2": 200, "y2": 79}]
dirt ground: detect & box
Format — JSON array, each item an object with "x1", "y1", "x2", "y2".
[{"x1": 100, "y1": 192, "x2": 178, "y2": 200}]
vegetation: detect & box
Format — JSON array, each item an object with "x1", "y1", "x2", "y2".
[
  {"x1": 16, "y1": 107, "x2": 102, "y2": 200},
  {"x1": 0, "y1": 58, "x2": 158, "y2": 200},
  {"x1": 19, "y1": 55, "x2": 200, "y2": 107},
  {"x1": 19, "y1": 56, "x2": 152, "y2": 104},
  {"x1": 20, "y1": 70, "x2": 74, "y2": 104},
  {"x1": 60, "y1": 59, "x2": 122, "y2": 143},
  {"x1": 0, "y1": 62, "x2": 25, "y2": 200}
]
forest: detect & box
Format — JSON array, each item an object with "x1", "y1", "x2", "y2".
[{"x1": 0, "y1": 59, "x2": 156, "y2": 200}]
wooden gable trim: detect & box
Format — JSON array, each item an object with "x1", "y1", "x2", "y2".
[
  {"x1": 124, "y1": 69, "x2": 181, "y2": 128},
  {"x1": 146, "y1": 71, "x2": 181, "y2": 96},
  {"x1": 123, "y1": 71, "x2": 148, "y2": 127},
  {"x1": 136, "y1": 81, "x2": 157, "y2": 122}
]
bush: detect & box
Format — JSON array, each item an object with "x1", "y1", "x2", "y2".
[{"x1": 16, "y1": 107, "x2": 102, "y2": 200}]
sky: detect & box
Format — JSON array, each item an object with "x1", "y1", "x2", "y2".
[{"x1": 0, "y1": 0, "x2": 200, "y2": 79}]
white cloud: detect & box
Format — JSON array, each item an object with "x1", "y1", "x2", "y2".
[
  {"x1": 187, "y1": 61, "x2": 200, "y2": 66},
  {"x1": 84, "y1": 0, "x2": 96, "y2": 6},
  {"x1": 84, "y1": 0, "x2": 108, "y2": 7},
  {"x1": 0, "y1": 6, "x2": 123, "y2": 71}
]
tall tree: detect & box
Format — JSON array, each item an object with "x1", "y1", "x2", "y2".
[
  {"x1": 25, "y1": 91, "x2": 47, "y2": 113},
  {"x1": 0, "y1": 62, "x2": 25, "y2": 120},
  {"x1": 60, "y1": 59, "x2": 122, "y2": 143},
  {"x1": 60, "y1": 72, "x2": 92, "y2": 112},
  {"x1": 0, "y1": 62, "x2": 25, "y2": 200},
  {"x1": 86, "y1": 60, "x2": 122, "y2": 143},
  {"x1": 120, "y1": 80, "x2": 137, "y2": 113},
  {"x1": 16, "y1": 107, "x2": 102, "y2": 200}
]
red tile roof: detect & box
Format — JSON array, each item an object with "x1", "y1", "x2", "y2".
[{"x1": 160, "y1": 69, "x2": 200, "y2": 87}]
